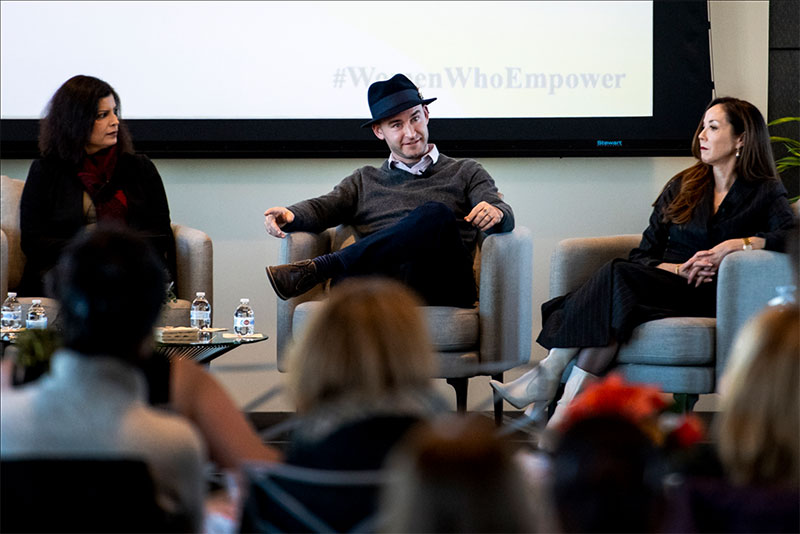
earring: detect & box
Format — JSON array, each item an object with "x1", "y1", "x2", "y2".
[{"x1": 735, "y1": 147, "x2": 740, "y2": 158}]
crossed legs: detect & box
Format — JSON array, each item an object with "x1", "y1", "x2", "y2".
[
  {"x1": 490, "y1": 342, "x2": 619, "y2": 422},
  {"x1": 266, "y1": 202, "x2": 477, "y2": 307}
]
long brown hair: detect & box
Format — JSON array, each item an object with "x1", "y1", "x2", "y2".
[
  {"x1": 715, "y1": 305, "x2": 799, "y2": 486},
  {"x1": 660, "y1": 97, "x2": 779, "y2": 224},
  {"x1": 39, "y1": 75, "x2": 134, "y2": 164}
]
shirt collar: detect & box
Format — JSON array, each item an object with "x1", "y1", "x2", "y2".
[{"x1": 389, "y1": 144, "x2": 439, "y2": 175}]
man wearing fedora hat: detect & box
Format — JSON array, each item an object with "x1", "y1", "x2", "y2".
[{"x1": 264, "y1": 73, "x2": 514, "y2": 307}]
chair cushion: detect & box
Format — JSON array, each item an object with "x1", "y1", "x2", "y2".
[
  {"x1": 617, "y1": 317, "x2": 716, "y2": 366},
  {"x1": 293, "y1": 302, "x2": 479, "y2": 352},
  {"x1": 422, "y1": 306, "x2": 479, "y2": 351}
]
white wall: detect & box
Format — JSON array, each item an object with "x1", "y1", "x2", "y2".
[{"x1": 0, "y1": 1, "x2": 768, "y2": 412}]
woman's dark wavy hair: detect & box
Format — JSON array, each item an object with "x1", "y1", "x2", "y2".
[
  {"x1": 38, "y1": 75, "x2": 134, "y2": 164},
  {"x1": 660, "y1": 96, "x2": 779, "y2": 224}
]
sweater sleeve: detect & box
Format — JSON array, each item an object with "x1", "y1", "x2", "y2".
[
  {"x1": 282, "y1": 171, "x2": 360, "y2": 233},
  {"x1": 464, "y1": 161, "x2": 515, "y2": 234}
]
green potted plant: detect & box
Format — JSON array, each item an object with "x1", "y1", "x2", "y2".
[
  {"x1": 11, "y1": 327, "x2": 62, "y2": 385},
  {"x1": 769, "y1": 116, "x2": 799, "y2": 204}
]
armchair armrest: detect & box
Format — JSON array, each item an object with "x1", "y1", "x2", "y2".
[
  {"x1": 478, "y1": 227, "x2": 533, "y2": 368},
  {"x1": 172, "y1": 224, "x2": 213, "y2": 306},
  {"x1": 715, "y1": 250, "x2": 793, "y2": 385},
  {"x1": 275, "y1": 230, "x2": 334, "y2": 371},
  {"x1": 549, "y1": 235, "x2": 640, "y2": 297},
  {"x1": 278, "y1": 230, "x2": 334, "y2": 265}
]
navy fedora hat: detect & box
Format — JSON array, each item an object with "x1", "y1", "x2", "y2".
[{"x1": 361, "y1": 73, "x2": 436, "y2": 128}]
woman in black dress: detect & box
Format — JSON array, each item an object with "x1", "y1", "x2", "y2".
[
  {"x1": 19, "y1": 75, "x2": 176, "y2": 296},
  {"x1": 491, "y1": 97, "x2": 796, "y2": 428}
]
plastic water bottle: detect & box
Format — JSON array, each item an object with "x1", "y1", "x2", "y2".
[
  {"x1": 26, "y1": 299, "x2": 47, "y2": 330},
  {"x1": 190, "y1": 292, "x2": 212, "y2": 329},
  {"x1": 233, "y1": 298, "x2": 255, "y2": 336},
  {"x1": 768, "y1": 285, "x2": 797, "y2": 306},
  {"x1": 1, "y1": 292, "x2": 23, "y2": 329}
]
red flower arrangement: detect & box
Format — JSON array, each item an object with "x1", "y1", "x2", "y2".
[{"x1": 559, "y1": 373, "x2": 706, "y2": 448}]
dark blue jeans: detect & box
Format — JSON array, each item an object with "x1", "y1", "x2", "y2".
[{"x1": 333, "y1": 202, "x2": 478, "y2": 307}]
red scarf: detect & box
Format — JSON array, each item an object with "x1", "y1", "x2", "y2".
[{"x1": 78, "y1": 145, "x2": 128, "y2": 222}]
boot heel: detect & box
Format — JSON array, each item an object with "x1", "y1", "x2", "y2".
[{"x1": 524, "y1": 400, "x2": 549, "y2": 422}]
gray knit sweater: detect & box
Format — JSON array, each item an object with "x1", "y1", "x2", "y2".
[{"x1": 283, "y1": 155, "x2": 515, "y2": 249}]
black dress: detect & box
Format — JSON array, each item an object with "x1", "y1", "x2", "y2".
[{"x1": 537, "y1": 175, "x2": 795, "y2": 349}]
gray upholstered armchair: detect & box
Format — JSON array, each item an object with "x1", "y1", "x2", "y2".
[
  {"x1": 274, "y1": 225, "x2": 533, "y2": 421},
  {"x1": 1, "y1": 175, "x2": 214, "y2": 327},
  {"x1": 549, "y1": 234, "x2": 795, "y2": 409}
]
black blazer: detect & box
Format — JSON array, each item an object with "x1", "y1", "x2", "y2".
[
  {"x1": 19, "y1": 153, "x2": 176, "y2": 296},
  {"x1": 629, "y1": 176, "x2": 795, "y2": 267}
]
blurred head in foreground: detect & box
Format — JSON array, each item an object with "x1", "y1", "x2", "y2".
[
  {"x1": 53, "y1": 225, "x2": 165, "y2": 361},
  {"x1": 287, "y1": 277, "x2": 436, "y2": 413},
  {"x1": 379, "y1": 414, "x2": 535, "y2": 533},
  {"x1": 716, "y1": 304, "x2": 800, "y2": 486}
]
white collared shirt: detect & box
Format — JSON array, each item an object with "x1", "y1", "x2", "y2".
[{"x1": 389, "y1": 144, "x2": 439, "y2": 175}]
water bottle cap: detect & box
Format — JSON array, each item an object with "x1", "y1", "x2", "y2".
[
  {"x1": 32, "y1": 299, "x2": 42, "y2": 305},
  {"x1": 240, "y1": 298, "x2": 249, "y2": 304},
  {"x1": 196, "y1": 292, "x2": 205, "y2": 297},
  {"x1": 8, "y1": 292, "x2": 16, "y2": 298}
]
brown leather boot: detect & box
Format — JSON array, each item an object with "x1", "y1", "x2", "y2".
[{"x1": 266, "y1": 259, "x2": 321, "y2": 300}]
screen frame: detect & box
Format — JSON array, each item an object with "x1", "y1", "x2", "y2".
[{"x1": 0, "y1": 1, "x2": 712, "y2": 159}]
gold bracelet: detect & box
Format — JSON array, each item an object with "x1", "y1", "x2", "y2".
[
  {"x1": 675, "y1": 264, "x2": 681, "y2": 275},
  {"x1": 742, "y1": 237, "x2": 753, "y2": 251}
]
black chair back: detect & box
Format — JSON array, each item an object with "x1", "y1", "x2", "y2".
[
  {"x1": 0, "y1": 458, "x2": 187, "y2": 533},
  {"x1": 239, "y1": 461, "x2": 387, "y2": 533}
]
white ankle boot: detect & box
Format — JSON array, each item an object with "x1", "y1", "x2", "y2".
[
  {"x1": 545, "y1": 366, "x2": 599, "y2": 432},
  {"x1": 489, "y1": 347, "x2": 579, "y2": 411}
]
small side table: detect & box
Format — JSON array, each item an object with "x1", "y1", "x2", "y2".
[{"x1": 155, "y1": 332, "x2": 268, "y2": 365}]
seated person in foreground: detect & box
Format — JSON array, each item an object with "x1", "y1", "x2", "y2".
[
  {"x1": 491, "y1": 97, "x2": 796, "y2": 427},
  {"x1": 552, "y1": 414, "x2": 669, "y2": 533},
  {"x1": 19, "y1": 75, "x2": 177, "y2": 296},
  {"x1": 244, "y1": 278, "x2": 441, "y2": 532},
  {"x1": 379, "y1": 414, "x2": 536, "y2": 533},
  {"x1": 664, "y1": 304, "x2": 800, "y2": 533},
  {"x1": 284, "y1": 277, "x2": 441, "y2": 469},
  {"x1": 1, "y1": 226, "x2": 205, "y2": 530},
  {"x1": 264, "y1": 74, "x2": 514, "y2": 308}
]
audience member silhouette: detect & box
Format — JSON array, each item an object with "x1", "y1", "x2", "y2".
[
  {"x1": 664, "y1": 304, "x2": 799, "y2": 533},
  {"x1": 1, "y1": 226, "x2": 205, "y2": 531},
  {"x1": 552, "y1": 414, "x2": 668, "y2": 533},
  {"x1": 285, "y1": 277, "x2": 440, "y2": 469},
  {"x1": 379, "y1": 414, "x2": 536, "y2": 533},
  {"x1": 241, "y1": 277, "x2": 440, "y2": 533}
]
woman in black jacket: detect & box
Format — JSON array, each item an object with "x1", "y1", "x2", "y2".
[
  {"x1": 19, "y1": 75, "x2": 176, "y2": 296},
  {"x1": 491, "y1": 97, "x2": 796, "y2": 429}
]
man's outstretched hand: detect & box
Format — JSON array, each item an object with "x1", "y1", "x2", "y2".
[{"x1": 263, "y1": 207, "x2": 295, "y2": 238}]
